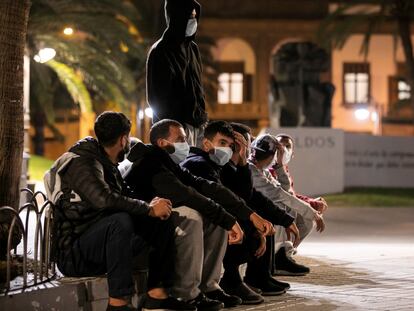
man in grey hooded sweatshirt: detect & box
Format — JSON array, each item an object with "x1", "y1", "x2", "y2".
[{"x1": 147, "y1": 0, "x2": 208, "y2": 146}]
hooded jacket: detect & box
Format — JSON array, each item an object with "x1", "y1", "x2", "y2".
[
  {"x1": 123, "y1": 142, "x2": 253, "y2": 230},
  {"x1": 47, "y1": 137, "x2": 150, "y2": 257},
  {"x1": 182, "y1": 147, "x2": 295, "y2": 228},
  {"x1": 181, "y1": 147, "x2": 254, "y2": 220},
  {"x1": 146, "y1": 0, "x2": 207, "y2": 127}
]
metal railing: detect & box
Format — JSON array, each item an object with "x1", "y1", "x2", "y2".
[{"x1": 1, "y1": 188, "x2": 56, "y2": 294}]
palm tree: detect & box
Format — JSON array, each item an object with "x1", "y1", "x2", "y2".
[
  {"x1": 27, "y1": 0, "x2": 148, "y2": 153},
  {"x1": 0, "y1": 0, "x2": 31, "y2": 259},
  {"x1": 318, "y1": 0, "x2": 414, "y2": 120}
]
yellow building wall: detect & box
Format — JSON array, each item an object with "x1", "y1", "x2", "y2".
[
  {"x1": 332, "y1": 34, "x2": 411, "y2": 134},
  {"x1": 212, "y1": 38, "x2": 256, "y2": 75}
]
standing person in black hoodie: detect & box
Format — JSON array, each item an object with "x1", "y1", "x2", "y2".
[
  {"x1": 44, "y1": 112, "x2": 194, "y2": 311},
  {"x1": 147, "y1": 0, "x2": 207, "y2": 146}
]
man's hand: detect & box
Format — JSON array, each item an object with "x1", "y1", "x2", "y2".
[
  {"x1": 250, "y1": 213, "x2": 274, "y2": 236},
  {"x1": 255, "y1": 234, "x2": 267, "y2": 258},
  {"x1": 314, "y1": 212, "x2": 325, "y2": 233},
  {"x1": 285, "y1": 222, "x2": 300, "y2": 248},
  {"x1": 149, "y1": 197, "x2": 172, "y2": 220},
  {"x1": 228, "y1": 222, "x2": 244, "y2": 245},
  {"x1": 233, "y1": 131, "x2": 248, "y2": 165},
  {"x1": 314, "y1": 197, "x2": 328, "y2": 213}
]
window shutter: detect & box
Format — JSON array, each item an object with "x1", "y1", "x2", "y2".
[
  {"x1": 243, "y1": 74, "x2": 253, "y2": 102},
  {"x1": 388, "y1": 76, "x2": 399, "y2": 108}
]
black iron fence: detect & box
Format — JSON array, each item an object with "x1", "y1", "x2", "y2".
[{"x1": 0, "y1": 188, "x2": 56, "y2": 294}]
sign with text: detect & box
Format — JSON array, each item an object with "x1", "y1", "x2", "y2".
[
  {"x1": 345, "y1": 134, "x2": 414, "y2": 188},
  {"x1": 265, "y1": 128, "x2": 344, "y2": 196}
]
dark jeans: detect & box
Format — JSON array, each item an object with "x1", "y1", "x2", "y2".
[
  {"x1": 57, "y1": 212, "x2": 176, "y2": 298},
  {"x1": 245, "y1": 236, "x2": 273, "y2": 282},
  {"x1": 222, "y1": 222, "x2": 271, "y2": 285}
]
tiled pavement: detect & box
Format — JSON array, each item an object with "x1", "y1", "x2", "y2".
[{"x1": 233, "y1": 207, "x2": 414, "y2": 311}]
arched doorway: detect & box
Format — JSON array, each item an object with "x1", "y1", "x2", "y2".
[{"x1": 212, "y1": 38, "x2": 256, "y2": 105}]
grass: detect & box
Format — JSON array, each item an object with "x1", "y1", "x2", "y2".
[
  {"x1": 323, "y1": 187, "x2": 414, "y2": 207},
  {"x1": 28, "y1": 155, "x2": 54, "y2": 182}
]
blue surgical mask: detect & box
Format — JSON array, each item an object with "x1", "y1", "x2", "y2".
[
  {"x1": 186, "y1": 18, "x2": 197, "y2": 37},
  {"x1": 209, "y1": 147, "x2": 233, "y2": 166},
  {"x1": 170, "y1": 142, "x2": 190, "y2": 164}
]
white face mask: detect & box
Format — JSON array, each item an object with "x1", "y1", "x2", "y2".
[
  {"x1": 185, "y1": 18, "x2": 197, "y2": 37},
  {"x1": 282, "y1": 147, "x2": 292, "y2": 165},
  {"x1": 209, "y1": 147, "x2": 233, "y2": 166},
  {"x1": 169, "y1": 142, "x2": 190, "y2": 164}
]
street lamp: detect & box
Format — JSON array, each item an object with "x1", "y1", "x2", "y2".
[
  {"x1": 63, "y1": 27, "x2": 74, "y2": 36},
  {"x1": 33, "y1": 48, "x2": 56, "y2": 63},
  {"x1": 354, "y1": 108, "x2": 370, "y2": 121},
  {"x1": 145, "y1": 107, "x2": 153, "y2": 119}
]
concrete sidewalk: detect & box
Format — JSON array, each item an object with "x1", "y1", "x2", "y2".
[{"x1": 233, "y1": 207, "x2": 414, "y2": 311}]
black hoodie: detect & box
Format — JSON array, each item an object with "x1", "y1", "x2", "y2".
[
  {"x1": 123, "y1": 142, "x2": 256, "y2": 230},
  {"x1": 146, "y1": 0, "x2": 207, "y2": 127},
  {"x1": 182, "y1": 147, "x2": 295, "y2": 228}
]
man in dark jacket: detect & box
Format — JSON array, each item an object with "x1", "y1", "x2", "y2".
[
  {"x1": 147, "y1": 0, "x2": 207, "y2": 146},
  {"x1": 123, "y1": 119, "x2": 273, "y2": 311},
  {"x1": 45, "y1": 112, "x2": 193, "y2": 311},
  {"x1": 181, "y1": 121, "x2": 300, "y2": 300}
]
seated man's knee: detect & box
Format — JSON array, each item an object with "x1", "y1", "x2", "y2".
[
  {"x1": 109, "y1": 212, "x2": 134, "y2": 235},
  {"x1": 171, "y1": 206, "x2": 204, "y2": 238}
]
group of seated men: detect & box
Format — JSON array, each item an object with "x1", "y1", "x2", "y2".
[{"x1": 45, "y1": 111, "x2": 327, "y2": 311}]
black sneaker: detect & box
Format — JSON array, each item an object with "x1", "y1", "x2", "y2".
[
  {"x1": 187, "y1": 293, "x2": 224, "y2": 311},
  {"x1": 205, "y1": 289, "x2": 242, "y2": 308},
  {"x1": 245, "y1": 284, "x2": 262, "y2": 295},
  {"x1": 274, "y1": 247, "x2": 310, "y2": 276},
  {"x1": 107, "y1": 304, "x2": 136, "y2": 311},
  {"x1": 141, "y1": 295, "x2": 196, "y2": 311},
  {"x1": 220, "y1": 281, "x2": 264, "y2": 305},
  {"x1": 270, "y1": 277, "x2": 290, "y2": 290},
  {"x1": 244, "y1": 278, "x2": 286, "y2": 296}
]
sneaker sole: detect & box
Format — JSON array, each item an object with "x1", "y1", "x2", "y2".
[
  {"x1": 241, "y1": 298, "x2": 265, "y2": 305},
  {"x1": 261, "y1": 290, "x2": 286, "y2": 296},
  {"x1": 273, "y1": 269, "x2": 309, "y2": 276}
]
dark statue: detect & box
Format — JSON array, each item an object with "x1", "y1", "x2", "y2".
[{"x1": 269, "y1": 41, "x2": 334, "y2": 127}]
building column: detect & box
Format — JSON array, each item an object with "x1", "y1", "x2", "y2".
[{"x1": 254, "y1": 37, "x2": 272, "y2": 128}]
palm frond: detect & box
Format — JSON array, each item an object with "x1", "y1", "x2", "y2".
[{"x1": 46, "y1": 60, "x2": 92, "y2": 113}]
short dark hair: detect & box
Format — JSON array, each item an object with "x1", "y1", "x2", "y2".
[
  {"x1": 230, "y1": 122, "x2": 251, "y2": 141},
  {"x1": 94, "y1": 111, "x2": 131, "y2": 147},
  {"x1": 150, "y1": 119, "x2": 183, "y2": 145},
  {"x1": 204, "y1": 120, "x2": 234, "y2": 141}
]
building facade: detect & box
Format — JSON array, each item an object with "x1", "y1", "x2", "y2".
[
  {"x1": 195, "y1": 0, "x2": 414, "y2": 136},
  {"x1": 34, "y1": 0, "x2": 414, "y2": 160}
]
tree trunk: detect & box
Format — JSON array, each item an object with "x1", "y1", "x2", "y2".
[
  {"x1": 0, "y1": 0, "x2": 31, "y2": 259},
  {"x1": 396, "y1": 11, "x2": 414, "y2": 123}
]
